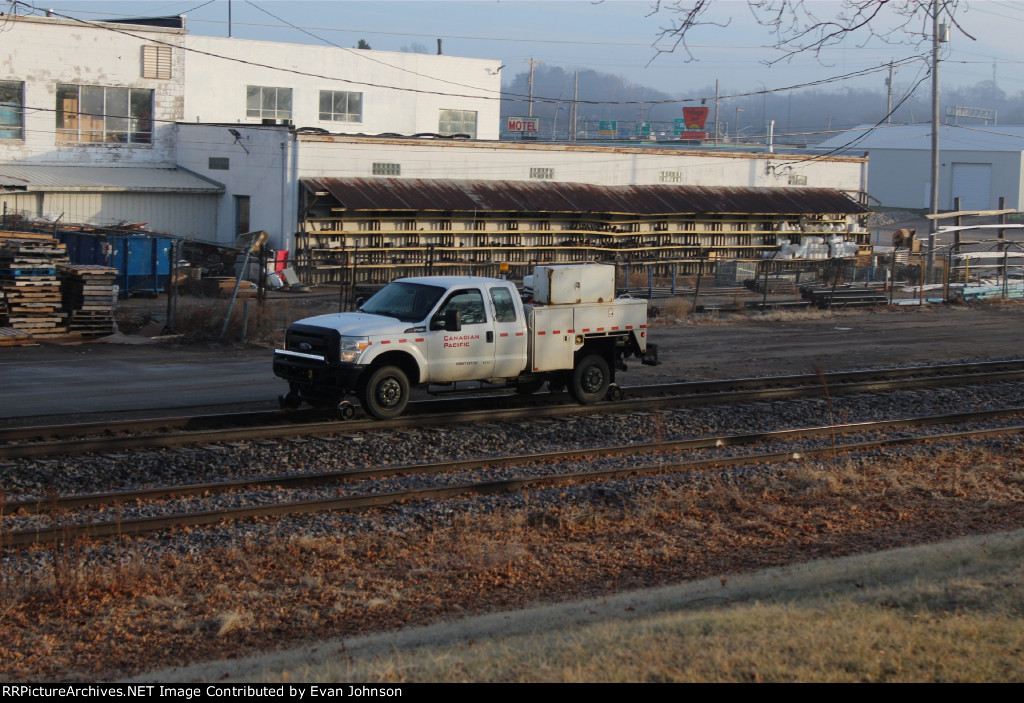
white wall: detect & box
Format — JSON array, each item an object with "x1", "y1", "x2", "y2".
[
  {"x1": 183, "y1": 37, "x2": 502, "y2": 140},
  {"x1": 295, "y1": 136, "x2": 868, "y2": 192},
  {"x1": 175, "y1": 124, "x2": 294, "y2": 250},
  {"x1": 866, "y1": 149, "x2": 1023, "y2": 210},
  {"x1": 40, "y1": 192, "x2": 218, "y2": 239},
  {"x1": 0, "y1": 15, "x2": 184, "y2": 165}
]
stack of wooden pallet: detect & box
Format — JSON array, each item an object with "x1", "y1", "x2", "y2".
[
  {"x1": 59, "y1": 264, "x2": 118, "y2": 338},
  {"x1": 203, "y1": 277, "x2": 257, "y2": 298},
  {"x1": 0, "y1": 231, "x2": 68, "y2": 340}
]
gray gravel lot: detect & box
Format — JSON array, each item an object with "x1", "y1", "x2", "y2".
[{"x1": 1, "y1": 301, "x2": 1022, "y2": 422}]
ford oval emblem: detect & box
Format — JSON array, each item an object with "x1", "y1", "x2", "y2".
[{"x1": 299, "y1": 342, "x2": 312, "y2": 351}]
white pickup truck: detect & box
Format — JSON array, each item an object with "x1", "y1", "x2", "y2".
[{"x1": 273, "y1": 264, "x2": 658, "y2": 419}]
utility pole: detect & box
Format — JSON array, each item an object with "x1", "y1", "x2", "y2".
[
  {"x1": 572, "y1": 70, "x2": 579, "y2": 142},
  {"x1": 526, "y1": 57, "x2": 541, "y2": 117},
  {"x1": 713, "y1": 79, "x2": 719, "y2": 146},
  {"x1": 927, "y1": 0, "x2": 944, "y2": 281},
  {"x1": 886, "y1": 61, "x2": 894, "y2": 122}
]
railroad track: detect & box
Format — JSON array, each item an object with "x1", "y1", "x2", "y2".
[
  {"x1": 3, "y1": 406, "x2": 1022, "y2": 547},
  {"x1": 3, "y1": 359, "x2": 1024, "y2": 460}
]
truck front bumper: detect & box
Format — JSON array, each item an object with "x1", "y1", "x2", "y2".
[{"x1": 273, "y1": 349, "x2": 365, "y2": 394}]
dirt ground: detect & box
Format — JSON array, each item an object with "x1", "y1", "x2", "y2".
[
  {"x1": 636, "y1": 301, "x2": 1024, "y2": 384},
  {"x1": 2, "y1": 298, "x2": 1023, "y2": 423}
]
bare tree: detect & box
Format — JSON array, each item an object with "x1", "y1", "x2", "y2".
[{"x1": 649, "y1": 0, "x2": 974, "y2": 63}]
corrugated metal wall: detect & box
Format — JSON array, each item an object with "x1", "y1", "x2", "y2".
[
  {"x1": 38, "y1": 192, "x2": 219, "y2": 239},
  {"x1": 0, "y1": 192, "x2": 41, "y2": 220}
]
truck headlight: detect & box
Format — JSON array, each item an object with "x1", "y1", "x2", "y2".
[{"x1": 339, "y1": 336, "x2": 370, "y2": 363}]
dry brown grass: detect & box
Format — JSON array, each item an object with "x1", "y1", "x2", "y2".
[
  {"x1": 298, "y1": 563, "x2": 1024, "y2": 683},
  {"x1": 116, "y1": 295, "x2": 339, "y2": 346}
]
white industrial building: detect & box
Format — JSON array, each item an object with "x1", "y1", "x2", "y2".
[
  {"x1": 0, "y1": 13, "x2": 500, "y2": 238},
  {"x1": 815, "y1": 124, "x2": 1024, "y2": 211},
  {"x1": 0, "y1": 14, "x2": 224, "y2": 236},
  {"x1": 176, "y1": 125, "x2": 869, "y2": 253},
  {"x1": 1, "y1": 11, "x2": 871, "y2": 275},
  {"x1": 181, "y1": 36, "x2": 501, "y2": 138}
]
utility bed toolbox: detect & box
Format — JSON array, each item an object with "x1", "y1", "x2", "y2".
[{"x1": 533, "y1": 264, "x2": 615, "y2": 305}]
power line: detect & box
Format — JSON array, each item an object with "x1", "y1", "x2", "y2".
[{"x1": 13, "y1": 2, "x2": 930, "y2": 109}]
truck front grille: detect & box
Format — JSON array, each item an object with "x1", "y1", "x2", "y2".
[{"x1": 286, "y1": 325, "x2": 338, "y2": 359}]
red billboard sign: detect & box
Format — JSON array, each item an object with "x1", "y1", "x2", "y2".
[{"x1": 682, "y1": 107, "x2": 709, "y2": 130}]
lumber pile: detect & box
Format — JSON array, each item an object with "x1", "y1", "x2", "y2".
[
  {"x1": 0, "y1": 231, "x2": 68, "y2": 338},
  {"x1": 203, "y1": 277, "x2": 257, "y2": 298},
  {"x1": 59, "y1": 264, "x2": 118, "y2": 338},
  {"x1": 0, "y1": 327, "x2": 34, "y2": 347}
]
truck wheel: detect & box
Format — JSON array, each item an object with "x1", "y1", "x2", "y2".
[
  {"x1": 279, "y1": 390, "x2": 301, "y2": 411},
  {"x1": 337, "y1": 400, "x2": 357, "y2": 420},
  {"x1": 360, "y1": 365, "x2": 410, "y2": 419},
  {"x1": 570, "y1": 354, "x2": 610, "y2": 405}
]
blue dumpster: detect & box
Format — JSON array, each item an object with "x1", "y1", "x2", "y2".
[{"x1": 57, "y1": 231, "x2": 174, "y2": 297}]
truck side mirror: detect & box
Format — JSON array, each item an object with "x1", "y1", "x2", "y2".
[
  {"x1": 431, "y1": 309, "x2": 461, "y2": 331},
  {"x1": 446, "y1": 309, "x2": 462, "y2": 332}
]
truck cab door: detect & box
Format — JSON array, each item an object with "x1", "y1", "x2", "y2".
[
  {"x1": 489, "y1": 285, "x2": 528, "y2": 378},
  {"x1": 425, "y1": 287, "x2": 496, "y2": 383}
]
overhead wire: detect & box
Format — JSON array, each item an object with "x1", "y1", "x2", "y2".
[{"x1": 11, "y1": 1, "x2": 929, "y2": 109}]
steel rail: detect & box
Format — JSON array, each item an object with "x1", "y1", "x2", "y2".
[
  {"x1": 6, "y1": 405, "x2": 1024, "y2": 516},
  {"x1": 3, "y1": 362, "x2": 1024, "y2": 460},
  {"x1": 4, "y1": 359, "x2": 1023, "y2": 443},
  {"x1": 3, "y1": 410, "x2": 1022, "y2": 547}
]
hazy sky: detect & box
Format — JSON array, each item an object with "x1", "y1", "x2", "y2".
[{"x1": 32, "y1": 0, "x2": 1024, "y2": 99}]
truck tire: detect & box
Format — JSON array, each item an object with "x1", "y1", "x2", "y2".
[
  {"x1": 359, "y1": 365, "x2": 410, "y2": 419},
  {"x1": 570, "y1": 354, "x2": 610, "y2": 405}
]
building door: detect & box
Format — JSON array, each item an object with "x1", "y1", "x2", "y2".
[
  {"x1": 951, "y1": 163, "x2": 992, "y2": 210},
  {"x1": 235, "y1": 195, "x2": 251, "y2": 235}
]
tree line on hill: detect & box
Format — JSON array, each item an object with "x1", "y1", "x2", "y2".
[{"x1": 500, "y1": 65, "x2": 1019, "y2": 144}]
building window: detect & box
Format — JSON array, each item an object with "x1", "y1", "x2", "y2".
[
  {"x1": 319, "y1": 90, "x2": 362, "y2": 122},
  {"x1": 247, "y1": 86, "x2": 292, "y2": 120},
  {"x1": 372, "y1": 162, "x2": 401, "y2": 176},
  {"x1": 0, "y1": 81, "x2": 24, "y2": 139},
  {"x1": 529, "y1": 167, "x2": 554, "y2": 180},
  {"x1": 56, "y1": 85, "x2": 153, "y2": 144},
  {"x1": 141, "y1": 45, "x2": 172, "y2": 79},
  {"x1": 209, "y1": 157, "x2": 229, "y2": 170},
  {"x1": 789, "y1": 174, "x2": 808, "y2": 186},
  {"x1": 439, "y1": 109, "x2": 477, "y2": 138}
]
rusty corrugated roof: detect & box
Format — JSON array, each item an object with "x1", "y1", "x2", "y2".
[{"x1": 301, "y1": 178, "x2": 868, "y2": 215}]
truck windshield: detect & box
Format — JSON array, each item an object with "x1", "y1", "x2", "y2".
[{"x1": 360, "y1": 282, "x2": 446, "y2": 322}]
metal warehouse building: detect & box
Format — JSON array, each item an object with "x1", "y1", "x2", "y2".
[
  {"x1": 297, "y1": 177, "x2": 871, "y2": 285},
  {"x1": 815, "y1": 124, "x2": 1024, "y2": 211}
]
